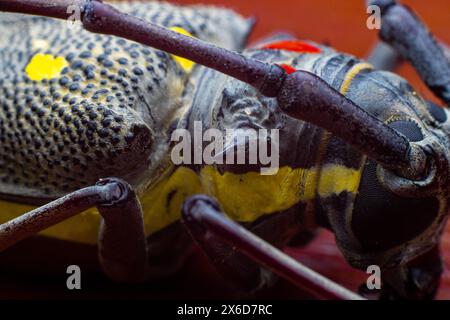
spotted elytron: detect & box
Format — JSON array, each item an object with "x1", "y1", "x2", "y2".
[{"x1": 0, "y1": 0, "x2": 449, "y2": 300}]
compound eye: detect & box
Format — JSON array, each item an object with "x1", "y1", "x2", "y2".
[
  {"x1": 388, "y1": 120, "x2": 424, "y2": 142},
  {"x1": 352, "y1": 162, "x2": 439, "y2": 251},
  {"x1": 426, "y1": 101, "x2": 447, "y2": 123},
  {"x1": 351, "y1": 120, "x2": 438, "y2": 251}
]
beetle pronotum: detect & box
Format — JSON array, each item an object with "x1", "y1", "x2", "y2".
[{"x1": 0, "y1": 0, "x2": 449, "y2": 299}]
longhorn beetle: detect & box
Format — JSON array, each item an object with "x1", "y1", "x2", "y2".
[{"x1": 0, "y1": 0, "x2": 449, "y2": 300}]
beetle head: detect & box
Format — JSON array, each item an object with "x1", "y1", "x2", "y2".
[{"x1": 339, "y1": 72, "x2": 450, "y2": 269}]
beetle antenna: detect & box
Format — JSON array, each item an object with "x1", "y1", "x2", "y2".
[{"x1": 0, "y1": 0, "x2": 429, "y2": 179}]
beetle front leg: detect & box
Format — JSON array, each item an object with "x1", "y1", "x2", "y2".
[
  {"x1": 0, "y1": 178, "x2": 149, "y2": 283},
  {"x1": 96, "y1": 178, "x2": 149, "y2": 283},
  {"x1": 368, "y1": 0, "x2": 450, "y2": 105},
  {"x1": 378, "y1": 245, "x2": 442, "y2": 300}
]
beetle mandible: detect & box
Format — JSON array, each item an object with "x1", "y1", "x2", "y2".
[{"x1": 0, "y1": 0, "x2": 449, "y2": 300}]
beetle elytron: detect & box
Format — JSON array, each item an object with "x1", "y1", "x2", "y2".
[{"x1": 0, "y1": 0, "x2": 449, "y2": 300}]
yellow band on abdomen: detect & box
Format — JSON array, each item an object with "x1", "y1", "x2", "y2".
[{"x1": 0, "y1": 163, "x2": 363, "y2": 244}]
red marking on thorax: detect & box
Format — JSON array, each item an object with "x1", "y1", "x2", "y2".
[
  {"x1": 279, "y1": 64, "x2": 296, "y2": 74},
  {"x1": 262, "y1": 40, "x2": 321, "y2": 54}
]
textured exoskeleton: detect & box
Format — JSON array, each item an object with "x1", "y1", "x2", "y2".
[
  {"x1": 0, "y1": 1, "x2": 253, "y2": 276},
  {"x1": 0, "y1": 0, "x2": 449, "y2": 300}
]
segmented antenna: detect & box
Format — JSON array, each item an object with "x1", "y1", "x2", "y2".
[{"x1": 0, "y1": 0, "x2": 427, "y2": 179}]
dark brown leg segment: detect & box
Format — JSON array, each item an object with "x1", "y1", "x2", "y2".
[
  {"x1": 0, "y1": 177, "x2": 149, "y2": 283},
  {"x1": 182, "y1": 195, "x2": 274, "y2": 293},
  {"x1": 182, "y1": 195, "x2": 364, "y2": 300},
  {"x1": 369, "y1": 0, "x2": 450, "y2": 104},
  {"x1": 96, "y1": 178, "x2": 148, "y2": 283}
]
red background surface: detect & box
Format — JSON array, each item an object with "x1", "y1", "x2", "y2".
[
  {"x1": 173, "y1": 0, "x2": 450, "y2": 103},
  {"x1": 0, "y1": 0, "x2": 449, "y2": 300}
]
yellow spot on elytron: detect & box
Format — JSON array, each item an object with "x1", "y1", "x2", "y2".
[
  {"x1": 25, "y1": 53, "x2": 68, "y2": 81},
  {"x1": 169, "y1": 26, "x2": 196, "y2": 72}
]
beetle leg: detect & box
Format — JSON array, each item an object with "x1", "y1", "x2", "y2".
[
  {"x1": 367, "y1": 40, "x2": 450, "y2": 72},
  {"x1": 181, "y1": 195, "x2": 276, "y2": 294},
  {"x1": 181, "y1": 195, "x2": 364, "y2": 300},
  {"x1": 378, "y1": 245, "x2": 442, "y2": 300},
  {"x1": 96, "y1": 178, "x2": 149, "y2": 283},
  {"x1": 0, "y1": 177, "x2": 149, "y2": 283},
  {"x1": 368, "y1": 0, "x2": 450, "y2": 105}
]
